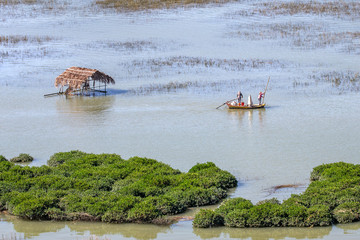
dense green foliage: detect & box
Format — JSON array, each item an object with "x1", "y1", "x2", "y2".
[
  {"x1": 0, "y1": 151, "x2": 237, "y2": 223},
  {"x1": 192, "y1": 209, "x2": 223, "y2": 228},
  {"x1": 9, "y1": 153, "x2": 33, "y2": 163},
  {"x1": 194, "y1": 162, "x2": 360, "y2": 228},
  {"x1": 0, "y1": 155, "x2": 7, "y2": 162}
]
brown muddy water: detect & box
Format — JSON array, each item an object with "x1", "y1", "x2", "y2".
[{"x1": 1, "y1": 0, "x2": 360, "y2": 239}]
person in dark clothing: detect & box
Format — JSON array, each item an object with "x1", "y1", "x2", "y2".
[{"x1": 237, "y1": 91, "x2": 243, "y2": 104}]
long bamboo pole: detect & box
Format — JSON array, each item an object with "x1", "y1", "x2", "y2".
[
  {"x1": 216, "y1": 98, "x2": 237, "y2": 109},
  {"x1": 262, "y1": 76, "x2": 270, "y2": 104}
]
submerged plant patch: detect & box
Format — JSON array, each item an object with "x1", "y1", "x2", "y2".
[
  {"x1": 95, "y1": 0, "x2": 235, "y2": 11},
  {"x1": 311, "y1": 71, "x2": 360, "y2": 93},
  {"x1": 258, "y1": 1, "x2": 360, "y2": 20},
  {"x1": 194, "y1": 162, "x2": 360, "y2": 228},
  {"x1": 0, "y1": 151, "x2": 237, "y2": 223}
]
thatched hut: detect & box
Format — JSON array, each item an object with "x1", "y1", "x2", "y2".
[{"x1": 54, "y1": 67, "x2": 115, "y2": 95}]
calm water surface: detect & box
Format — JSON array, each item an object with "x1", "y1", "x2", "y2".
[{"x1": 1, "y1": 0, "x2": 360, "y2": 239}]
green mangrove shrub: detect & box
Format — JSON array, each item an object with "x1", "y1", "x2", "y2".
[
  {"x1": 194, "y1": 162, "x2": 360, "y2": 228},
  {"x1": 332, "y1": 202, "x2": 360, "y2": 223},
  {"x1": 193, "y1": 209, "x2": 223, "y2": 228},
  {"x1": 0, "y1": 151, "x2": 237, "y2": 224},
  {"x1": 47, "y1": 150, "x2": 88, "y2": 167}
]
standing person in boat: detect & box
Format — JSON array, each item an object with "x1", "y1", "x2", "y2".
[
  {"x1": 237, "y1": 91, "x2": 243, "y2": 105},
  {"x1": 258, "y1": 91, "x2": 264, "y2": 105}
]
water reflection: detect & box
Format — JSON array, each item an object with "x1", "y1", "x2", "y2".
[
  {"x1": 192, "y1": 221, "x2": 360, "y2": 240},
  {"x1": 5, "y1": 215, "x2": 66, "y2": 238},
  {"x1": 227, "y1": 108, "x2": 266, "y2": 128},
  {"x1": 193, "y1": 225, "x2": 332, "y2": 240},
  {"x1": 3, "y1": 211, "x2": 360, "y2": 240},
  {"x1": 53, "y1": 95, "x2": 117, "y2": 129},
  {"x1": 337, "y1": 222, "x2": 360, "y2": 232},
  {"x1": 2, "y1": 214, "x2": 170, "y2": 240},
  {"x1": 66, "y1": 222, "x2": 169, "y2": 240},
  {"x1": 56, "y1": 95, "x2": 115, "y2": 115}
]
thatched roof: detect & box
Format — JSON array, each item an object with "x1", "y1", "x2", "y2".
[{"x1": 55, "y1": 67, "x2": 115, "y2": 89}]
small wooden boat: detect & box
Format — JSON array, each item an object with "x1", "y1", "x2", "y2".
[
  {"x1": 227, "y1": 102, "x2": 265, "y2": 109},
  {"x1": 217, "y1": 77, "x2": 270, "y2": 110}
]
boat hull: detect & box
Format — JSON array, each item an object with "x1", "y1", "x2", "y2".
[{"x1": 227, "y1": 103, "x2": 266, "y2": 109}]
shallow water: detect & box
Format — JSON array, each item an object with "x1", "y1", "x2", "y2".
[
  {"x1": 2, "y1": 212, "x2": 360, "y2": 240},
  {"x1": 1, "y1": 0, "x2": 360, "y2": 239}
]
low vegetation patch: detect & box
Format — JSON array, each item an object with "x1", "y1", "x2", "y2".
[
  {"x1": 128, "y1": 77, "x2": 268, "y2": 95},
  {"x1": 125, "y1": 57, "x2": 283, "y2": 72},
  {"x1": 0, "y1": 35, "x2": 53, "y2": 46},
  {"x1": 231, "y1": 22, "x2": 360, "y2": 52},
  {"x1": 258, "y1": 1, "x2": 360, "y2": 20},
  {"x1": 122, "y1": 57, "x2": 285, "y2": 86},
  {"x1": 122, "y1": 57, "x2": 285, "y2": 94},
  {"x1": 0, "y1": 0, "x2": 68, "y2": 9},
  {"x1": 194, "y1": 162, "x2": 360, "y2": 228},
  {"x1": 0, "y1": 0, "x2": 37, "y2": 5},
  {"x1": 0, "y1": 150, "x2": 237, "y2": 224},
  {"x1": 0, "y1": 35, "x2": 57, "y2": 61},
  {"x1": 129, "y1": 79, "x2": 237, "y2": 95},
  {"x1": 79, "y1": 40, "x2": 159, "y2": 52},
  {"x1": 95, "y1": 0, "x2": 234, "y2": 11},
  {"x1": 9, "y1": 153, "x2": 33, "y2": 163},
  {"x1": 310, "y1": 71, "x2": 360, "y2": 93}
]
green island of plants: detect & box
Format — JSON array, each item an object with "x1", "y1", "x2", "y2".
[
  {"x1": 0, "y1": 151, "x2": 237, "y2": 224},
  {"x1": 194, "y1": 162, "x2": 360, "y2": 228}
]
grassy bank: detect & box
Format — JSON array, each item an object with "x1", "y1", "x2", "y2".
[
  {"x1": 0, "y1": 151, "x2": 237, "y2": 224},
  {"x1": 194, "y1": 162, "x2": 360, "y2": 228}
]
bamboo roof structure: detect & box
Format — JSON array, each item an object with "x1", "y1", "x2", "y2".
[{"x1": 55, "y1": 67, "x2": 115, "y2": 89}]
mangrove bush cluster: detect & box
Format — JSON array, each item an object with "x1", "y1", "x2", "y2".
[
  {"x1": 194, "y1": 162, "x2": 360, "y2": 228},
  {"x1": 0, "y1": 151, "x2": 237, "y2": 223}
]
